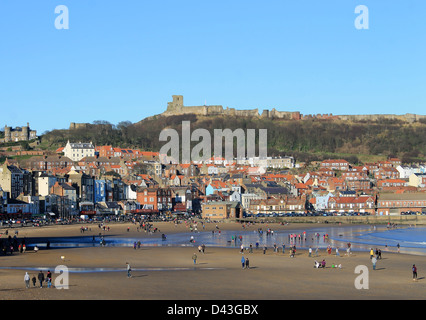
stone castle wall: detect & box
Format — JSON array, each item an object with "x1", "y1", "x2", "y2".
[
  {"x1": 69, "y1": 122, "x2": 90, "y2": 130},
  {"x1": 163, "y1": 95, "x2": 301, "y2": 120},
  {"x1": 160, "y1": 95, "x2": 425, "y2": 123},
  {"x1": 338, "y1": 113, "x2": 426, "y2": 123},
  {"x1": 67, "y1": 96, "x2": 426, "y2": 126}
]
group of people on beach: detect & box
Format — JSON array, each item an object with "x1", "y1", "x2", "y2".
[
  {"x1": 314, "y1": 259, "x2": 327, "y2": 268},
  {"x1": 1, "y1": 234, "x2": 27, "y2": 255},
  {"x1": 24, "y1": 270, "x2": 53, "y2": 289},
  {"x1": 80, "y1": 226, "x2": 91, "y2": 233},
  {"x1": 241, "y1": 255, "x2": 250, "y2": 269}
]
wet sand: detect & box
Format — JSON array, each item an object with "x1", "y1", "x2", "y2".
[{"x1": 0, "y1": 221, "x2": 425, "y2": 300}]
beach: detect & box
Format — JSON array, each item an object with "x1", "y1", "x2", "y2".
[{"x1": 0, "y1": 220, "x2": 425, "y2": 300}]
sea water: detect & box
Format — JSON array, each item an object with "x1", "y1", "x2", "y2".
[
  {"x1": 340, "y1": 226, "x2": 426, "y2": 255},
  {"x1": 25, "y1": 225, "x2": 426, "y2": 255}
]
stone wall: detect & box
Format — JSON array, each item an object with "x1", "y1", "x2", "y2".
[
  {"x1": 162, "y1": 95, "x2": 302, "y2": 119},
  {"x1": 159, "y1": 95, "x2": 426, "y2": 123},
  {"x1": 338, "y1": 113, "x2": 426, "y2": 123},
  {"x1": 69, "y1": 122, "x2": 90, "y2": 130}
]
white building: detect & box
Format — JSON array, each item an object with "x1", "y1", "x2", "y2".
[
  {"x1": 125, "y1": 184, "x2": 137, "y2": 200},
  {"x1": 241, "y1": 193, "x2": 263, "y2": 210},
  {"x1": 397, "y1": 165, "x2": 426, "y2": 179},
  {"x1": 37, "y1": 173, "x2": 57, "y2": 197},
  {"x1": 63, "y1": 141, "x2": 95, "y2": 162},
  {"x1": 312, "y1": 192, "x2": 334, "y2": 211}
]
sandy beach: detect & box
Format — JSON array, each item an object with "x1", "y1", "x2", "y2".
[{"x1": 0, "y1": 220, "x2": 424, "y2": 301}]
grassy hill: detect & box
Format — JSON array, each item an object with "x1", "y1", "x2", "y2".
[{"x1": 37, "y1": 114, "x2": 426, "y2": 164}]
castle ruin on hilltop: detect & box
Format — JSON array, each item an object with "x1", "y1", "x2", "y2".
[
  {"x1": 163, "y1": 95, "x2": 301, "y2": 120},
  {"x1": 68, "y1": 95, "x2": 426, "y2": 130},
  {"x1": 160, "y1": 95, "x2": 426, "y2": 123}
]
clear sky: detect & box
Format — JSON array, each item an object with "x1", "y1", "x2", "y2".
[{"x1": 1, "y1": 0, "x2": 425, "y2": 134}]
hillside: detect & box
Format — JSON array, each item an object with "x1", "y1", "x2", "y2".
[{"x1": 37, "y1": 114, "x2": 426, "y2": 164}]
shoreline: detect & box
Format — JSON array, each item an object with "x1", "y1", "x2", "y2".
[{"x1": 3, "y1": 220, "x2": 421, "y2": 256}]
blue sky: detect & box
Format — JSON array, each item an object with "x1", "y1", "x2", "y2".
[{"x1": 0, "y1": 0, "x2": 425, "y2": 134}]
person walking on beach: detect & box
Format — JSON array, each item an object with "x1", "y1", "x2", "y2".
[
  {"x1": 31, "y1": 275, "x2": 36, "y2": 287},
  {"x1": 46, "y1": 270, "x2": 52, "y2": 288},
  {"x1": 372, "y1": 256, "x2": 377, "y2": 270},
  {"x1": 38, "y1": 271, "x2": 45, "y2": 288},
  {"x1": 126, "y1": 262, "x2": 132, "y2": 278},
  {"x1": 192, "y1": 253, "x2": 197, "y2": 265},
  {"x1": 245, "y1": 258, "x2": 250, "y2": 269},
  {"x1": 24, "y1": 272, "x2": 30, "y2": 289},
  {"x1": 241, "y1": 256, "x2": 245, "y2": 269},
  {"x1": 412, "y1": 264, "x2": 418, "y2": 281}
]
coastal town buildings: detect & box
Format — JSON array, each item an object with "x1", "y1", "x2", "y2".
[{"x1": 1, "y1": 134, "x2": 426, "y2": 220}]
